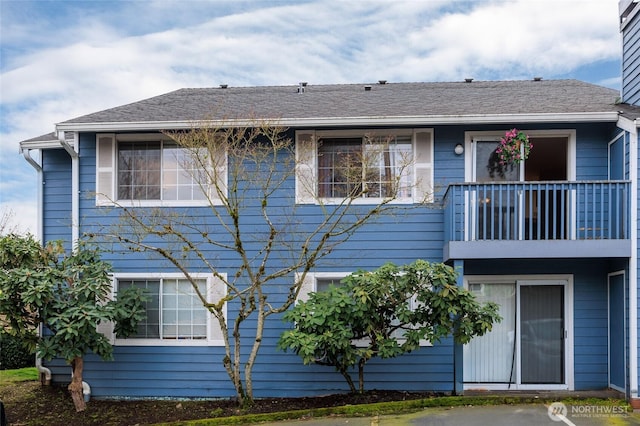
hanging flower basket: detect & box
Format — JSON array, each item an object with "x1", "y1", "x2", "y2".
[{"x1": 496, "y1": 128, "x2": 532, "y2": 165}]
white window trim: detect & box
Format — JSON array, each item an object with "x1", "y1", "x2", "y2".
[
  {"x1": 96, "y1": 133, "x2": 227, "y2": 207},
  {"x1": 297, "y1": 271, "x2": 431, "y2": 347},
  {"x1": 112, "y1": 272, "x2": 227, "y2": 347},
  {"x1": 295, "y1": 128, "x2": 434, "y2": 205}
]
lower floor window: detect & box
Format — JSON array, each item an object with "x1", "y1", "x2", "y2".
[
  {"x1": 118, "y1": 278, "x2": 207, "y2": 340},
  {"x1": 300, "y1": 272, "x2": 430, "y2": 346}
]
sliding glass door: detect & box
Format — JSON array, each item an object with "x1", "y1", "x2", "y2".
[
  {"x1": 464, "y1": 279, "x2": 568, "y2": 388},
  {"x1": 464, "y1": 283, "x2": 516, "y2": 383},
  {"x1": 520, "y1": 284, "x2": 564, "y2": 384}
]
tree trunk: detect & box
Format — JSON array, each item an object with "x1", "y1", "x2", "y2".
[
  {"x1": 68, "y1": 356, "x2": 86, "y2": 412},
  {"x1": 338, "y1": 367, "x2": 357, "y2": 393}
]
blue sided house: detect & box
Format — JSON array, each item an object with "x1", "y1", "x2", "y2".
[{"x1": 18, "y1": 0, "x2": 640, "y2": 406}]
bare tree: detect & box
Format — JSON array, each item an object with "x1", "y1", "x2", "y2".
[
  {"x1": 0, "y1": 207, "x2": 19, "y2": 235},
  {"x1": 97, "y1": 119, "x2": 418, "y2": 406}
]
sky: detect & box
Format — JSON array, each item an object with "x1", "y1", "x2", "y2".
[{"x1": 0, "y1": 0, "x2": 625, "y2": 236}]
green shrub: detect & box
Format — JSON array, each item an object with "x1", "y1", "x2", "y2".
[{"x1": 0, "y1": 331, "x2": 35, "y2": 370}]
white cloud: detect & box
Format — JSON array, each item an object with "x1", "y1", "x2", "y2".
[{"x1": 0, "y1": 0, "x2": 623, "y2": 239}]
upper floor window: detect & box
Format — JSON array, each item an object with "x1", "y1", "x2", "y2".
[
  {"x1": 96, "y1": 133, "x2": 225, "y2": 207},
  {"x1": 317, "y1": 135, "x2": 412, "y2": 198},
  {"x1": 296, "y1": 129, "x2": 433, "y2": 204},
  {"x1": 117, "y1": 140, "x2": 207, "y2": 201}
]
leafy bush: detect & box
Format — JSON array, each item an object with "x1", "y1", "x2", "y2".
[{"x1": 0, "y1": 331, "x2": 35, "y2": 370}]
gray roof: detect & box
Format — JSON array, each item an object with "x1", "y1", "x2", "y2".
[
  {"x1": 21, "y1": 132, "x2": 57, "y2": 143},
  {"x1": 59, "y1": 79, "x2": 635, "y2": 126}
]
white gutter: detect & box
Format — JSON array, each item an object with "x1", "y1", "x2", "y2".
[
  {"x1": 34, "y1": 325, "x2": 51, "y2": 385},
  {"x1": 21, "y1": 151, "x2": 49, "y2": 385},
  {"x1": 34, "y1": 355, "x2": 51, "y2": 385},
  {"x1": 56, "y1": 131, "x2": 89, "y2": 398},
  {"x1": 629, "y1": 118, "x2": 638, "y2": 402},
  {"x1": 22, "y1": 135, "x2": 86, "y2": 396},
  {"x1": 54, "y1": 111, "x2": 621, "y2": 133},
  {"x1": 618, "y1": 115, "x2": 639, "y2": 402},
  {"x1": 57, "y1": 133, "x2": 79, "y2": 245},
  {"x1": 21, "y1": 148, "x2": 43, "y2": 239}
]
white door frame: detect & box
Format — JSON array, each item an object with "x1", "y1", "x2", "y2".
[
  {"x1": 464, "y1": 131, "x2": 577, "y2": 241},
  {"x1": 608, "y1": 270, "x2": 627, "y2": 393},
  {"x1": 463, "y1": 274, "x2": 574, "y2": 391}
]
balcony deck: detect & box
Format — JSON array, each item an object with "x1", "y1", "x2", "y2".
[{"x1": 442, "y1": 181, "x2": 631, "y2": 261}]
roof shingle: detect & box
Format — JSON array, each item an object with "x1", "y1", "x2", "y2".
[{"x1": 60, "y1": 79, "x2": 633, "y2": 125}]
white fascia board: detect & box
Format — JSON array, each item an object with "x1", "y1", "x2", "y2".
[
  {"x1": 20, "y1": 139, "x2": 61, "y2": 151},
  {"x1": 281, "y1": 112, "x2": 620, "y2": 126},
  {"x1": 20, "y1": 140, "x2": 78, "y2": 152},
  {"x1": 54, "y1": 112, "x2": 620, "y2": 133}
]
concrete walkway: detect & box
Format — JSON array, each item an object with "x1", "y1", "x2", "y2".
[{"x1": 261, "y1": 403, "x2": 640, "y2": 426}]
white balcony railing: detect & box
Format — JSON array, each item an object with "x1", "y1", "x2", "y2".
[{"x1": 443, "y1": 181, "x2": 630, "y2": 242}]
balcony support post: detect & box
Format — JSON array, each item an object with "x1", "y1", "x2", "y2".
[{"x1": 452, "y1": 259, "x2": 465, "y2": 395}]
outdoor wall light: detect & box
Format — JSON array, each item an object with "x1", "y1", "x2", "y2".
[{"x1": 454, "y1": 144, "x2": 464, "y2": 155}]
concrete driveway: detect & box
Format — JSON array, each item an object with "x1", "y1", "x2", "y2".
[{"x1": 261, "y1": 403, "x2": 640, "y2": 425}]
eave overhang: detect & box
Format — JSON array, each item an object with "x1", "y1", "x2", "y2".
[
  {"x1": 20, "y1": 138, "x2": 60, "y2": 151},
  {"x1": 22, "y1": 111, "x2": 621, "y2": 151},
  {"x1": 54, "y1": 112, "x2": 621, "y2": 133}
]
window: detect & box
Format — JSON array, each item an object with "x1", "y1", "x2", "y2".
[
  {"x1": 295, "y1": 129, "x2": 433, "y2": 204},
  {"x1": 297, "y1": 272, "x2": 430, "y2": 346},
  {"x1": 317, "y1": 136, "x2": 412, "y2": 198},
  {"x1": 315, "y1": 277, "x2": 344, "y2": 293},
  {"x1": 118, "y1": 278, "x2": 207, "y2": 339},
  {"x1": 117, "y1": 141, "x2": 207, "y2": 202},
  {"x1": 110, "y1": 273, "x2": 226, "y2": 346},
  {"x1": 96, "y1": 133, "x2": 225, "y2": 207}
]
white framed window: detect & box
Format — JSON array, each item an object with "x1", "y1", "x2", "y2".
[
  {"x1": 108, "y1": 272, "x2": 227, "y2": 346},
  {"x1": 96, "y1": 133, "x2": 226, "y2": 207},
  {"x1": 296, "y1": 271, "x2": 430, "y2": 346},
  {"x1": 295, "y1": 129, "x2": 433, "y2": 204}
]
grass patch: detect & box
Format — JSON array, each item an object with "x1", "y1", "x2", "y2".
[
  {"x1": 159, "y1": 395, "x2": 633, "y2": 426},
  {"x1": 0, "y1": 367, "x2": 38, "y2": 385}
]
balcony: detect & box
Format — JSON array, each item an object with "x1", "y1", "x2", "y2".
[{"x1": 442, "y1": 181, "x2": 631, "y2": 260}]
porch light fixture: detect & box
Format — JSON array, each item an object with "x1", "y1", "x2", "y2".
[{"x1": 454, "y1": 144, "x2": 464, "y2": 155}]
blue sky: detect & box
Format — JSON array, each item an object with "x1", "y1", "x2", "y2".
[{"x1": 0, "y1": 0, "x2": 623, "y2": 235}]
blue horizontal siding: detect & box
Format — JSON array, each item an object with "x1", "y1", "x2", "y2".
[
  {"x1": 43, "y1": 149, "x2": 72, "y2": 245},
  {"x1": 37, "y1": 123, "x2": 630, "y2": 399},
  {"x1": 622, "y1": 12, "x2": 640, "y2": 104}
]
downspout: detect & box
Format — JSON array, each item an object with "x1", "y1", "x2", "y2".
[
  {"x1": 59, "y1": 134, "x2": 79, "y2": 244},
  {"x1": 21, "y1": 149, "x2": 50, "y2": 384},
  {"x1": 21, "y1": 148, "x2": 43, "y2": 238},
  {"x1": 629, "y1": 121, "x2": 638, "y2": 403},
  {"x1": 59, "y1": 132, "x2": 90, "y2": 400},
  {"x1": 34, "y1": 357, "x2": 51, "y2": 385}
]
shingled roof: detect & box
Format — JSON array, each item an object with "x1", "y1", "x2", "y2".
[{"x1": 57, "y1": 79, "x2": 633, "y2": 128}]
